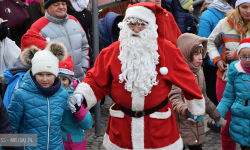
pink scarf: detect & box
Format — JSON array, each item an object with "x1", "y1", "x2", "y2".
[
  {"x1": 240, "y1": 61, "x2": 250, "y2": 73},
  {"x1": 71, "y1": 79, "x2": 79, "y2": 89}
]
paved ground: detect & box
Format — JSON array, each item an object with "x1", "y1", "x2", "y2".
[{"x1": 85, "y1": 96, "x2": 241, "y2": 150}]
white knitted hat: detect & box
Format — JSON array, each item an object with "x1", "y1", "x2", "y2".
[
  {"x1": 31, "y1": 41, "x2": 67, "y2": 76},
  {"x1": 124, "y1": 6, "x2": 156, "y2": 25},
  {"x1": 235, "y1": 0, "x2": 250, "y2": 7}
]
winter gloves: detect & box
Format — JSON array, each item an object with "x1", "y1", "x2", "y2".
[
  {"x1": 214, "y1": 117, "x2": 227, "y2": 128},
  {"x1": 188, "y1": 112, "x2": 203, "y2": 122},
  {"x1": 68, "y1": 93, "x2": 84, "y2": 113}
]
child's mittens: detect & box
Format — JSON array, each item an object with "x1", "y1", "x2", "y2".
[
  {"x1": 214, "y1": 117, "x2": 227, "y2": 127},
  {"x1": 188, "y1": 112, "x2": 203, "y2": 122}
]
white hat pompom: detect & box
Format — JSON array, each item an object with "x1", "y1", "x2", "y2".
[{"x1": 160, "y1": 67, "x2": 168, "y2": 75}]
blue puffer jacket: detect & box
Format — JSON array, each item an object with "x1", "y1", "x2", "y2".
[
  {"x1": 198, "y1": 7, "x2": 225, "y2": 66},
  {"x1": 171, "y1": 0, "x2": 198, "y2": 33},
  {"x1": 8, "y1": 70, "x2": 68, "y2": 150},
  {"x1": 3, "y1": 66, "x2": 26, "y2": 108},
  {"x1": 217, "y1": 60, "x2": 250, "y2": 147}
]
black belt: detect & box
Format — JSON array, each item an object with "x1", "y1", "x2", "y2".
[{"x1": 109, "y1": 94, "x2": 169, "y2": 118}]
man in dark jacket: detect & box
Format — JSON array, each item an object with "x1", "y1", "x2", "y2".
[
  {"x1": 171, "y1": 0, "x2": 198, "y2": 33},
  {"x1": 98, "y1": 12, "x2": 124, "y2": 48},
  {"x1": 67, "y1": 0, "x2": 103, "y2": 68}
]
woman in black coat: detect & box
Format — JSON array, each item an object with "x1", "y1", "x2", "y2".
[{"x1": 67, "y1": 0, "x2": 103, "y2": 69}]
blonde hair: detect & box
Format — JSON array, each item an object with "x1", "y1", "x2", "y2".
[
  {"x1": 39, "y1": 0, "x2": 45, "y2": 14},
  {"x1": 226, "y1": 6, "x2": 250, "y2": 33},
  {"x1": 200, "y1": 2, "x2": 210, "y2": 16}
]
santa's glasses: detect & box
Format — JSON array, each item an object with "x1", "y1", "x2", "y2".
[{"x1": 125, "y1": 18, "x2": 148, "y2": 29}]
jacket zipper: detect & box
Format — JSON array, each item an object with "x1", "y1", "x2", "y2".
[
  {"x1": 193, "y1": 73, "x2": 200, "y2": 146},
  {"x1": 195, "y1": 122, "x2": 199, "y2": 146},
  {"x1": 47, "y1": 97, "x2": 50, "y2": 150}
]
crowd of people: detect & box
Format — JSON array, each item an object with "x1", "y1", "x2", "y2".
[{"x1": 1, "y1": 0, "x2": 250, "y2": 150}]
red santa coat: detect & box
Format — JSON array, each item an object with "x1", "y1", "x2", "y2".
[{"x1": 74, "y1": 39, "x2": 205, "y2": 150}]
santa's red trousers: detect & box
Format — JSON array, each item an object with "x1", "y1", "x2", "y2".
[{"x1": 216, "y1": 77, "x2": 236, "y2": 150}]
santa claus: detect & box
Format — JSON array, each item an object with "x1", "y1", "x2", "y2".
[{"x1": 69, "y1": 2, "x2": 205, "y2": 150}]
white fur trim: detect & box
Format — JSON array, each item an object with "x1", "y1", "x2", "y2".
[
  {"x1": 149, "y1": 108, "x2": 171, "y2": 119},
  {"x1": 131, "y1": 87, "x2": 145, "y2": 149},
  {"x1": 185, "y1": 95, "x2": 205, "y2": 116},
  {"x1": 109, "y1": 103, "x2": 125, "y2": 118},
  {"x1": 160, "y1": 67, "x2": 168, "y2": 75},
  {"x1": 59, "y1": 68, "x2": 74, "y2": 76},
  {"x1": 235, "y1": 0, "x2": 250, "y2": 7},
  {"x1": 103, "y1": 133, "x2": 183, "y2": 150},
  {"x1": 237, "y1": 43, "x2": 250, "y2": 56},
  {"x1": 235, "y1": 61, "x2": 245, "y2": 73},
  {"x1": 124, "y1": 6, "x2": 156, "y2": 26},
  {"x1": 74, "y1": 82, "x2": 97, "y2": 110}
]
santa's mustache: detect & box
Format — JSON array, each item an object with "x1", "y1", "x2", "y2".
[{"x1": 131, "y1": 32, "x2": 141, "y2": 38}]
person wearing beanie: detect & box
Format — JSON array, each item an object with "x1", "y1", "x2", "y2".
[
  {"x1": 213, "y1": 38, "x2": 250, "y2": 150},
  {"x1": 172, "y1": 0, "x2": 198, "y2": 34},
  {"x1": 58, "y1": 55, "x2": 92, "y2": 150},
  {"x1": 3, "y1": 30, "x2": 49, "y2": 109},
  {"x1": 169, "y1": 33, "x2": 227, "y2": 150},
  {"x1": 207, "y1": 0, "x2": 250, "y2": 149},
  {"x1": 59, "y1": 55, "x2": 74, "y2": 88},
  {"x1": 179, "y1": 0, "x2": 193, "y2": 10},
  {"x1": 7, "y1": 41, "x2": 69, "y2": 150},
  {"x1": 68, "y1": 3, "x2": 206, "y2": 150},
  {"x1": 24, "y1": 0, "x2": 90, "y2": 81}
]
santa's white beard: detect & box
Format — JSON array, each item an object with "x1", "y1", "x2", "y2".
[{"x1": 118, "y1": 22, "x2": 159, "y2": 96}]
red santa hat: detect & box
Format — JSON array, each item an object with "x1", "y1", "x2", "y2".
[
  {"x1": 58, "y1": 55, "x2": 74, "y2": 83},
  {"x1": 21, "y1": 29, "x2": 50, "y2": 52},
  {"x1": 126, "y1": 2, "x2": 169, "y2": 75},
  {"x1": 237, "y1": 38, "x2": 250, "y2": 56},
  {"x1": 235, "y1": 0, "x2": 250, "y2": 7}
]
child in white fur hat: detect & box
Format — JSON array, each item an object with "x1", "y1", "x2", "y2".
[{"x1": 7, "y1": 41, "x2": 68, "y2": 150}]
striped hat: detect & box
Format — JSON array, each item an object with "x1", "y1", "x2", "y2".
[{"x1": 179, "y1": 0, "x2": 193, "y2": 10}]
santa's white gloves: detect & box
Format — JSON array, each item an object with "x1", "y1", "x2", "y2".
[{"x1": 68, "y1": 93, "x2": 84, "y2": 113}]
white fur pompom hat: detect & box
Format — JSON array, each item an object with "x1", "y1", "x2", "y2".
[{"x1": 20, "y1": 41, "x2": 67, "y2": 76}]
